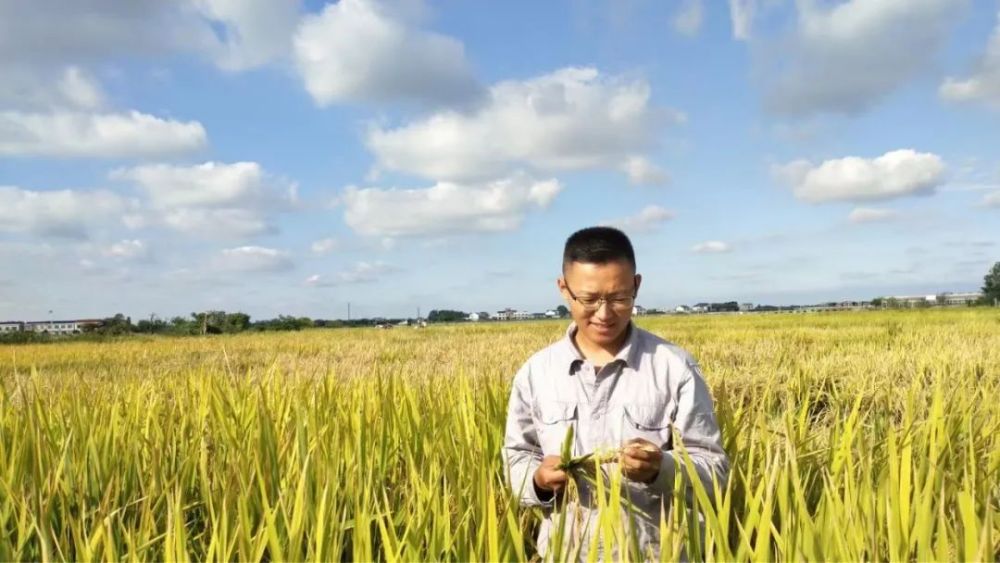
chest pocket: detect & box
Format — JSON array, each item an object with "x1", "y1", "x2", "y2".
[
  {"x1": 622, "y1": 404, "x2": 673, "y2": 450},
  {"x1": 535, "y1": 402, "x2": 578, "y2": 456}
]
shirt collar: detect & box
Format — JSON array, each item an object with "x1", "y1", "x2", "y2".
[{"x1": 559, "y1": 321, "x2": 642, "y2": 374}]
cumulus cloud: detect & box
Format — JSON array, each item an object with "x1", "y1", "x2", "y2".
[
  {"x1": 692, "y1": 241, "x2": 731, "y2": 254},
  {"x1": 294, "y1": 0, "x2": 480, "y2": 106},
  {"x1": 310, "y1": 238, "x2": 340, "y2": 255},
  {"x1": 673, "y1": 0, "x2": 704, "y2": 37},
  {"x1": 367, "y1": 67, "x2": 679, "y2": 182},
  {"x1": 305, "y1": 261, "x2": 397, "y2": 286},
  {"x1": 103, "y1": 239, "x2": 149, "y2": 261},
  {"x1": 940, "y1": 11, "x2": 1000, "y2": 109},
  {"x1": 603, "y1": 205, "x2": 675, "y2": 232},
  {"x1": 0, "y1": 0, "x2": 298, "y2": 71},
  {"x1": 0, "y1": 186, "x2": 124, "y2": 238},
  {"x1": 112, "y1": 161, "x2": 296, "y2": 238},
  {"x1": 0, "y1": 110, "x2": 207, "y2": 158},
  {"x1": 196, "y1": 0, "x2": 301, "y2": 71},
  {"x1": 763, "y1": 0, "x2": 963, "y2": 116},
  {"x1": 1, "y1": 66, "x2": 106, "y2": 111},
  {"x1": 774, "y1": 149, "x2": 946, "y2": 203},
  {"x1": 729, "y1": 0, "x2": 756, "y2": 40},
  {"x1": 621, "y1": 156, "x2": 669, "y2": 186},
  {"x1": 215, "y1": 246, "x2": 293, "y2": 272},
  {"x1": 342, "y1": 174, "x2": 561, "y2": 237},
  {"x1": 847, "y1": 207, "x2": 899, "y2": 223}
]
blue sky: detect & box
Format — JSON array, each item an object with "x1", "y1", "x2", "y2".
[{"x1": 1, "y1": 0, "x2": 998, "y2": 321}]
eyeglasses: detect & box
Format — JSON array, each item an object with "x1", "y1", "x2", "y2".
[{"x1": 564, "y1": 282, "x2": 637, "y2": 312}]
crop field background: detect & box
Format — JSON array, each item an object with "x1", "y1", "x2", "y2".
[{"x1": 1, "y1": 309, "x2": 998, "y2": 561}]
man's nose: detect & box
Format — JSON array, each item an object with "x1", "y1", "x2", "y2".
[{"x1": 593, "y1": 300, "x2": 615, "y2": 320}]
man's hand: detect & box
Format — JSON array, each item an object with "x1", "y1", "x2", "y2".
[
  {"x1": 620, "y1": 438, "x2": 662, "y2": 484},
  {"x1": 534, "y1": 455, "x2": 570, "y2": 496}
]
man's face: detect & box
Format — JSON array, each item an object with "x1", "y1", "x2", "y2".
[{"x1": 558, "y1": 259, "x2": 641, "y2": 348}]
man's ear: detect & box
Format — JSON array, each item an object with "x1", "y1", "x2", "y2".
[
  {"x1": 557, "y1": 277, "x2": 570, "y2": 299},
  {"x1": 634, "y1": 274, "x2": 642, "y2": 296}
]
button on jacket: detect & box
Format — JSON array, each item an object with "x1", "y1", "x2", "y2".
[{"x1": 502, "y1": 322, "x2": 729, "y2": 559}]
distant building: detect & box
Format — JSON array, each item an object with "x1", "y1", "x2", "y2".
[
  {"x1": 632, "y1": 305, "x2": 647, "y2": 316},
  {"x1": 891, "y1": 294, "x2": 938, "y2": 307},
  {"x1": 674, "y1": 305, "x2": 692, "y2": 314},
  {"x1": 22, "y1": 319, "x2": 102, "y2": 335},
  {"x1": 495, "y1": 308, "x2": 516, "y2": 321},
  {"x1": 467, "y1": 313, "x2": 480, "y2": 322},
  {"x1": 0, "y1": 321, "x2": 24, "y2": 333},
  {"x1": 940, "y1": 292, "x2": 982, "y2": 306},
  {"x1": 544, "y1": 309, "x2": 558, "y2": 318},
  {"x1": 739, "y1": 303, "x2": 754, "y2": 312}
]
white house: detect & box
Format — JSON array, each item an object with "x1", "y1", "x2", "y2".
[
  {"x1": 467, "y1": 313, "x2": 481, "y2": 322},
  {"x1": 0, "y1": 321, "x2": 24, "y2": 333},
  {"x1": 23, "y1": 319, "x2": 101, "y2": 335},
  {"x1": 941, "y1": 292, "x2": 982, "y2": 306}
]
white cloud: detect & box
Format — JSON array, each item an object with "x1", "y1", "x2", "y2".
[
  {"x1": 0, "y1": 186, "x2": 124, "y2": 238},
  {"x1": 367, "y1": 67, "x2": 679, "y2": 182},
  {"x1": 621, "y1": 156, "x2": 669, "y2": 186},
  {"x1": 311, "y1": 238, "x2": 340, "y2": 255},
  {"x1": 603, "y1": 205, "x2": 675, "y2": 232},
  {"x1": 103, "y1": 239, "x2": 149, "y2": 261},
  {"x1": 673, "y1": 0, "x2": 704, "y2": 37},
  {"x1": 774, "y1": 149, "x2": 946, "y2": 203},
  {"x1": 112, "y1": 161, "x2": 296, "y2": 238},
  {"x1": 113, "y1": 161, "x2": 294, "y2": 209},
  {"x1": 0, "y1": 66, "x2": 106, "y2": 111},
  {"x1": 215, "y1": 246, "x2": 293, "y2": 272},
  {"x1": 764, "y1": 0, "x2": 962, "y2": 116},
  {"x1": 982, "y1": 191, "x2": 1000, "y2": 208},
  {"x1": 940, "y1": 11, "x2": 1000, "y2": 109},
  {"x1": 343, "y1": 175, "x2": 561, "y2": 237},
  {"x1": 729, "y1": 0, "x2": 756, "y2": 40},
  {"x1": 692, "y1": 241, "x2": 731, "y2": 254},
  {"x1": 306, "y1": 261, "x2": 397, "y2": 286},
  {"x1": 0, "y1": 110, "x2": 207, "y2": 158},
  {"x1": 847, "y1": 207, "x2": 899, "y2": 223},
  {"x1": 162, "y1": 208, "x2": 274, "y2": 238},
  {"x1": 294, "y1": 0, "x2": 480, "y2": 106},
  {"x1": 57, "y1": 66, "x2": 105, "y2": 109},
  {"x1": 0, "y1": 0, "x2": 296, "y2": 72},
  {"x1": 195, "y1": 0, "x2": 301, "y2": 71}
]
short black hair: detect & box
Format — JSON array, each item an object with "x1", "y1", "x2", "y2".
[{"x1": 562, "y1": 226, "x2": 636, "y2": 272}]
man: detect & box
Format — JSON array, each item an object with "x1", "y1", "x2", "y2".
[{"x1": 502, "y1": 226, "x2": 729, "y2": 560}]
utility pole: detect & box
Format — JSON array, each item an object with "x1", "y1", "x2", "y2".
[{"x1": 347, "y1": 302, "x2": 351, "y2": 321}]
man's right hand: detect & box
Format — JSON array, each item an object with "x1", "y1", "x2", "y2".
[{"x1": 534, "y1": 455, "x2": 570, "y2": 496}]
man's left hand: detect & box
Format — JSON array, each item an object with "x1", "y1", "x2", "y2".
[{"x1": 620, "y1": 438, "x2": 662, "y2": 484}]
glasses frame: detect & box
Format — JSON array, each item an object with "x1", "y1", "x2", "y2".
[{"x1": 563, "y1": 278, "x2": 638, "y2": 312}]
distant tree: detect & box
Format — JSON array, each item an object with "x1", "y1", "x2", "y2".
[
  {"x1": 477, "y1": 311, "x2": 491, "y2": 321},
  {"x1": 224, "y1": 312, "x2": 252, "y2": 333},
  {"x1": 427, "y1": 310, "x2": 467, "y2": 323},
  {"x1": 871, "y1": 297, "x2": 885, "y2": 308},
  {"x1": 556, "y1": 305, "x2": 569, "y2": 318},
  {"x1": 982, "y1": 262, "x2": 1000, "y2": 305}
]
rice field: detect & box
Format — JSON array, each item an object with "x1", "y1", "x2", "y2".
[{"x1": 1, "y1": 309, "x2": 998, "y2": 561}]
